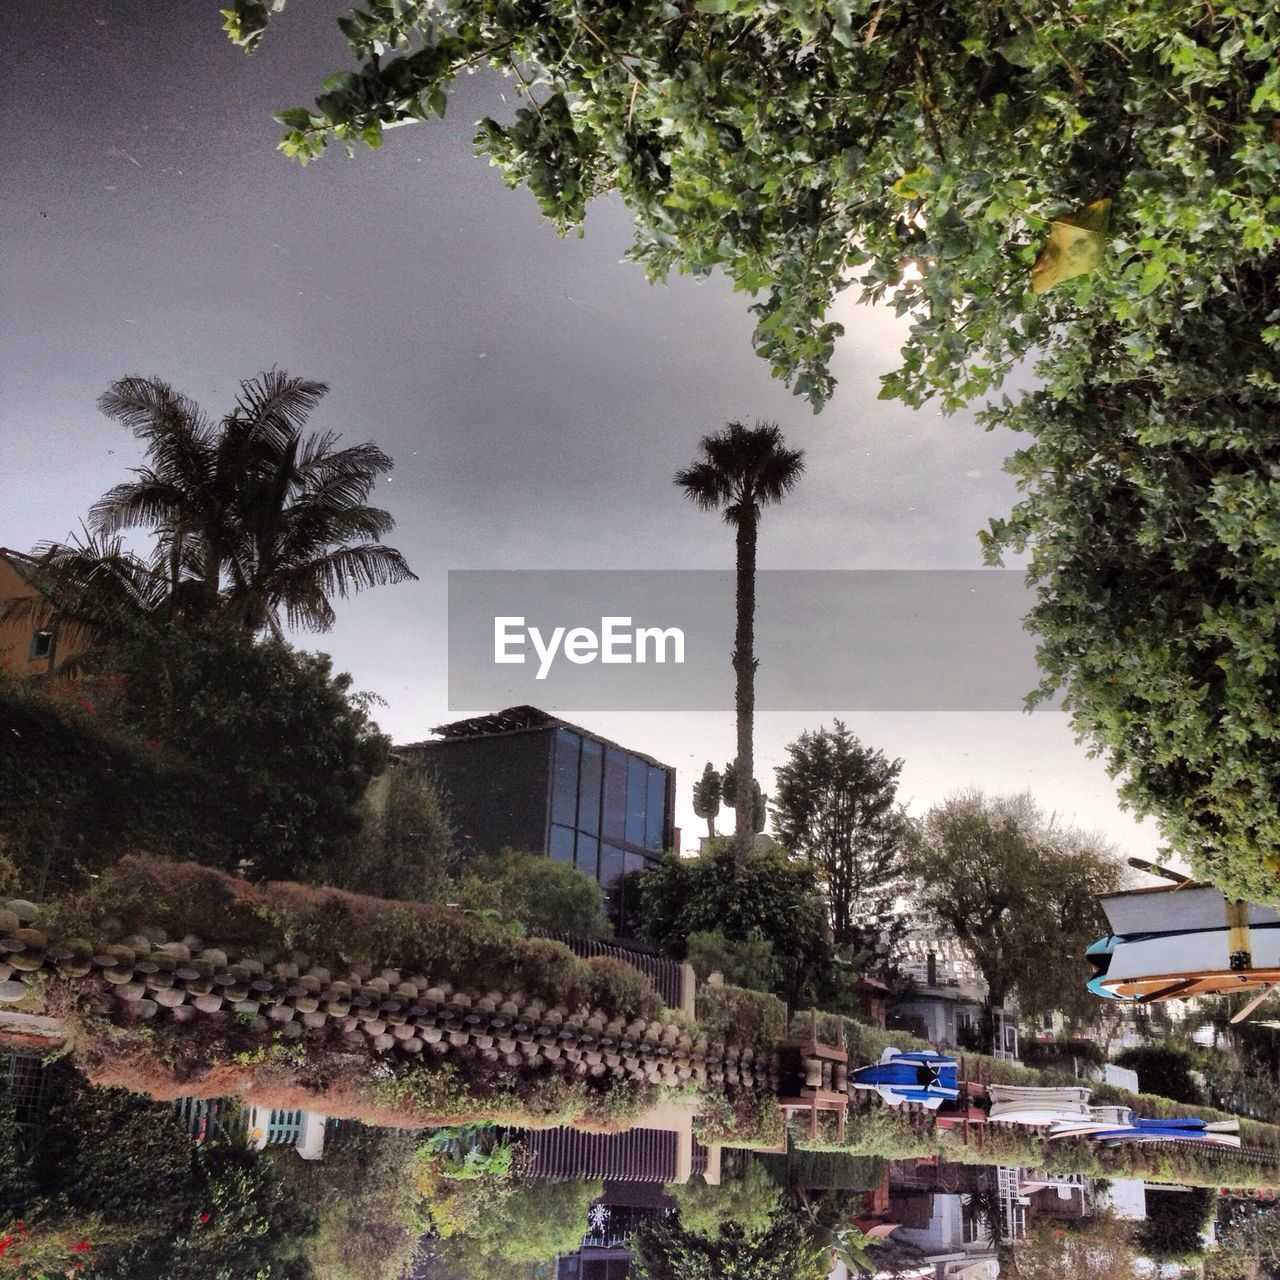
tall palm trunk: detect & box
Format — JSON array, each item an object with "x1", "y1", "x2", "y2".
[{"x1": 732, "y1": 506, "x2": 758, "y2": 868}]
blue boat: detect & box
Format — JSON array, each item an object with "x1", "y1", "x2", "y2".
[
  {"x1": 1048, "y1": 1107, "x2": 1241, "y2": 1148},
  {"x1": 1087, "y1": 1115, "x2": 1241, "y2": 1148},
  {"x1": 850, "y1": 1048, "x2": 960, "y2": 1109}
]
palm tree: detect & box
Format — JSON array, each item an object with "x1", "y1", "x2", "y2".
[
  {"x1": 675, "y1": 421, "x2": 804, "y2": 867},
  {"x1": 65, "y1": 370, "x2": 413, "y2": 639}
]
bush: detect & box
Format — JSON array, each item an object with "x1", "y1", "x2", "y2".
[
  {"x1": 99, "y1": 622, "x2": 389, "y2": 883},
  {"x1": 668, "y1": 1155, "x2": 780, "y2": 1240},
  {"x1": 1137, "y1": 1188, "x2": 1213, "y2": 1261},
  {"x1": 428, "y1": 1176, "x2": 601, "y2": 1270},
  {"x1": 1020, "y1": 1038, "x2": 1107, "y2": 1070},
  {"x1": 756, "y1": 1148, "x2": 886, "y2": 1193},
  {"x1": 5, "y1": 1068, "x2": 317, "y2": 1280},
  {"x1": 453, "y1": 848, "x2": 610, "y2": 938},
  {"x1": 686, "y1": 930, "x2": 779, "y2": 993},
  {"x1": 631, "y1": 1208, "x2": 828, "y2": 1280},
  {"x1": 696, "y1": 984, "x2": 787, "y2": 1055},
  {"x1": 1115, "y1": 1045, "x2": 1206, "y2": 1106},
  {"x1": 40, "y1": 1074, "x2": 198, "y2": 1240},
  {"x1": 319, "y1": 766, "x2": 455, "y2": 903},
  {"x1": 637, "y1": 842, "x2": 831, "y2": 1004},
  {"x1": 280, "y1": 1126, "x2": 423, "y2": 1280},
  {"x1": 0, "y1": 1086, "x2": 37, "y2": 1218},
  {"x1": 0, "y1": 675, "x2": 218, "y2": 894},
  {"x1": 0, "y1": 622, "x2": 390, "y2": 892}
]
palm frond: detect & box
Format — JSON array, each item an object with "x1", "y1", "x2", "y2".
[
  {"x1": 674, "y1": 459, "x2": 733, "y2": 511},
  {"x1": 1, "y1": 532, "x2": 171, "y2": 639},
  {"x1": 228, "y1": 370, "x2": 329, "y2": 446},
  {"x1": 264, "y1": 544, "x2": 418, "y2": 632},
  {"x1": 89, "y1": 474, "x2": 190, "y2": 537},
  {"x1": 97, "y1": 375, "x2": 213, "y2": 445},
  {"x1": 675, "y1": 419, "x2": 805, "y2": 521}
]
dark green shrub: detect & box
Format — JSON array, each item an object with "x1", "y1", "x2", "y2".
[
  {"x1": 319, "y1": 766, "x2": 455, "y2": 903},
  {"x1": 668, "y1": 1153, "x2": 780, "y2": 1240},
  {"x1": 631, "y1": 1208, "x2": 827, "y2": 1280},
  {"x1": 0, "y1": 619, "x2": 390, "y2": 893},
  {"x1": 0, "y1": 676, "x2": 218, "y2": 894},
  {"x1": 584, "y1": 956, "x2": 663, "y2": 1022},
  {"x1": 686, "y1": 930, "x2": 780, "y2": 992},
  {"x1": 100, "y1": 622, "x2": 389, "y2": 883},
  {"x1": 39, "y1": 1075, "x2": 197, "y2": 1238},
  {"x1": 280, "y1": 1126, "x2": 422, "y2": 1280},
  {"x1": 637, "y1": 842, "x2": 831, "y2": 1004},
  {"x1": 1021, "y1": 1038, "x2": 1106, "y2": 1070},
  {"x1": 1115, "y1": 1045, "x2": 1206, "y2": 1105},
  {"x1": 1137, "y1": 1188, "x2": 1213, "y2": 1261},
  {"x1": 453, "y1": 848, "x2": 610, "y2": 938}
]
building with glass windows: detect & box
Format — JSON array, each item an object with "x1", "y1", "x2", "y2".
[{"x1": 397, "y1": 706, "x2": 675, "y2": 927}]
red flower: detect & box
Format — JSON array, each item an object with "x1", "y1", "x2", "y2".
[
  {"x1": 69, "y1": 1240, "x2": 92, "y2": 1253},
  {"x1": 0, "y1": 1236, "x2": 14, "y2": 1258},
  {"x1": 198, "y1": 1213, "x2": 211, "y2": 1225},
  {"x1": 13, "y1": 1224, "x2": 25, "y2": 1235}
]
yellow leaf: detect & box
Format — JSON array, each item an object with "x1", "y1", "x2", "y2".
[
  {"x1": 890, "y1": 167, "x2": 930, "y2": 199},
  {"x1": 1030, "y1": 198, "x2": 1112, "y2": 294}
]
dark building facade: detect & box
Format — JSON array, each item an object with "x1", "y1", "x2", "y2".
[{"x1": 398, "y1": 706, "x2": 676, "y2": 925}]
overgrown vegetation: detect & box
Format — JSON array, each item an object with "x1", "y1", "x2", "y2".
[
  {"x1": 419, "y1": 1149, "x2": 601, "y2": 1277},
  {"x1": 667, "y1": 1153, "x2": 781, "y2": 1241},
  {"x1": 277, "y1": 1125, "x2": 423, "y2": 1280},
  {"x1": 638, "y1": 841, "x2": 832, "y2": 1005},
  {"x1": 1115, "y1": 1044, "x2": 1207, "y2": 1106},
  {"x1": 2, "y1": 1067, "x2": 317, "y2": 1279},
  {"x1": 47, "y1": 856, "x2": 658, "y2": 1026},
  {"x1": 0, "y1": 622, "x2": 389, "y2": 893},
  {"x1": 451, "y1": 848, "x2": 611, "y2": 939},
  {"x1": 631, "y1": 1206, "x2": 828, "y2": 1280},
  {"x1": 29, "y1": 858, "x2": 775, "y2": 1140}
]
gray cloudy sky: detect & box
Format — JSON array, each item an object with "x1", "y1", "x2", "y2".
[{"x1": 1, "y1": 0, "x2": 1162, "y2": 857}]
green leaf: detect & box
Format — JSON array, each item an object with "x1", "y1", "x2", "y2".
[{"x1": 273, "y1": 106, "x2": 314, "y2": 130}]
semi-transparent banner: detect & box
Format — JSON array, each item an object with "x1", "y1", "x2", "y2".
[{"x1": 447, "y1": 569, "x2": 1045, "y2": 711}]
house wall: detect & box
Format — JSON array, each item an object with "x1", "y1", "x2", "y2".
[
  {"x1": 896, "y1": 1192, "x2": 969, "y2": 1253},
  {"x1": 0, "y1": 556, "x2": 90, "y2": 677}
]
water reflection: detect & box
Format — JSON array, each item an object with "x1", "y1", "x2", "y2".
[{"x1": 2, "y1": 1053, "x2": 1256, "y2": 1279}]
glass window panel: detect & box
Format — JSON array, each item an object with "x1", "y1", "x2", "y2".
[
  {"x1": 614, "y1": 850, "x2": 649, "y2": 938},
  {"x1": 551, "y1": 729, "x2": 580, "y2": 828},
  {"x1": 575, "y1": 834, "x2": 599, "y2": 880},
  {"x1": 602, "y1": 748, "x2": 627, "y2": 841},
  {"x1": 599, "y1": 843, "x2": 625, "y2": 889},
  {"x1": 645, "y1": 766, "x2": 667, "y2": 852},
  {"x1": 625, "y1": 756, "x2": 647, "y2": 846},
  {"x1": 578, "y1": 737, "x2": 603, "y2": 836},
  {"x1": 549, "y1": 824, "x2": 575, "y2": 863}
]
